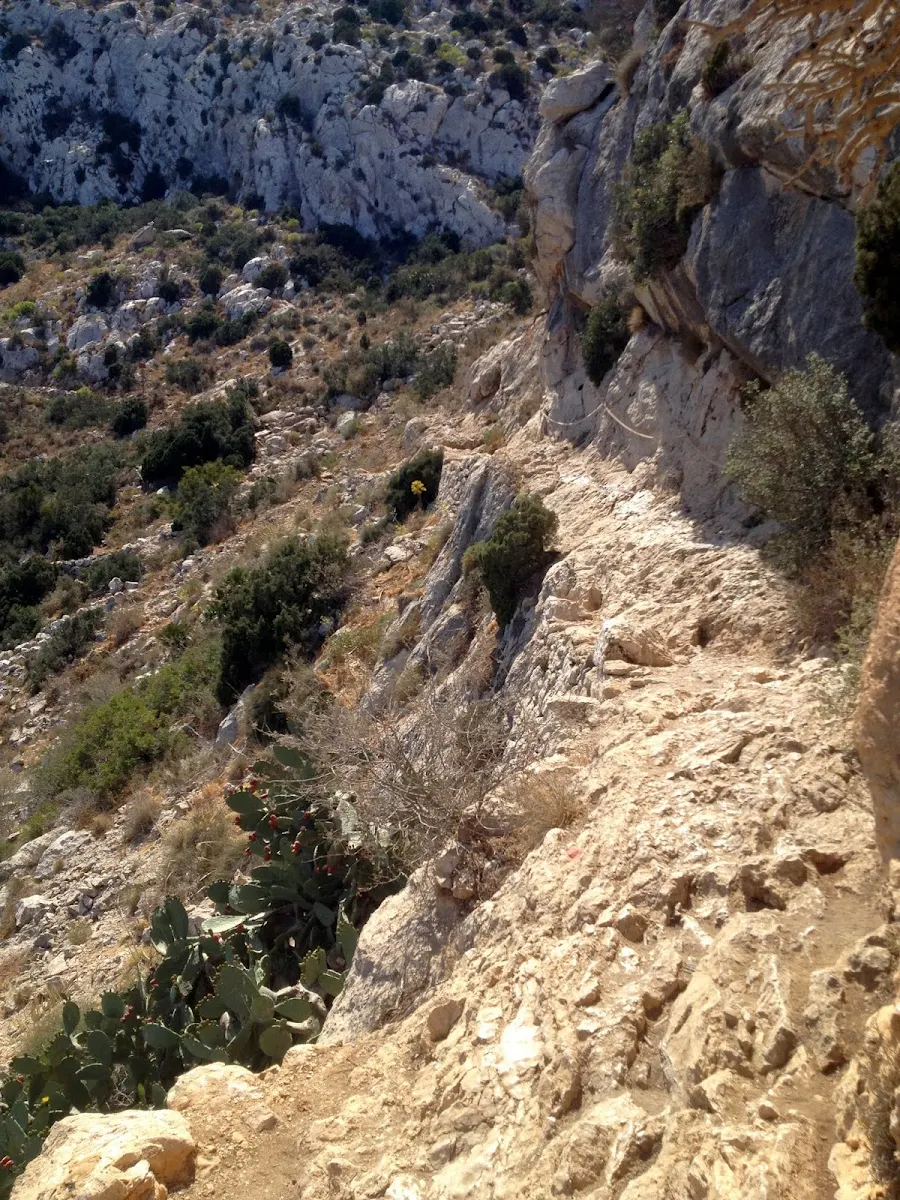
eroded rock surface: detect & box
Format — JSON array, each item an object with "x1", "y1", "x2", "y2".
[
  {"x1": 12, "y1": 1110, "x2": 195, "y2": 1200},
  {"x1": 857, "y1": 539, "x2": 900, "y2": 863}
]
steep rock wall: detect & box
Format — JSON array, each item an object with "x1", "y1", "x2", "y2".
[
  {"x1": 0, "y1": 0, "x2": 541, "y2": 242},
  {"x1": 525, "y1": 0, "x2": 896, "y2": 418}
]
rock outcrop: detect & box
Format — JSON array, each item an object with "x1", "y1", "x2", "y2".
[
  {"x1": 524, "y1": 0, "x2": 896, "y2": 417},
  {"x1": 12, "y1": 1110, "x2": 195, "y2": 1200}
]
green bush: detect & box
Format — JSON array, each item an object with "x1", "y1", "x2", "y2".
[
  {"x1": 333, "y1": 17, "x2": 361, "y2": 44},
  {"x1": 500, "y1": 277, "x2": 532, "y2": 314},
  {"x1": 369, "y1": 0, "x2": 405, "y2": 22},
  {"x1": 256, "y1": 261, "x2": 288, "y2": 292},
  {"x1": 85, "y1": 270, "x2": 116, "y2": 309},
  {"x1": 208, "y1": 534, "x2": 350, "y2": 702},
  {"x1": 172, "y1": 461, "x2": 241, "y2": 546},
  {"x1": 415, "y1": 343, "x2": 457, "y2": 399},
  {"x1": 0, "y1": 444, "x2": 122, "y2": 559},
  {"x1": 198, "y1": 263, "x2": 223, "y2": 296},
  {"x1": 612, "y1": 111, "x2": 720, "y2": 280},
  {"x1": 157, "y1": 276, "x2": 181, "y2": 304},
  {"x1": 0, "y1": 250, "x2": 24, "y2": 286},
  {"x1": 490, "y1": 61, "x2": 529, "y2": 101},
  {"x1": 46, "y1": 387, "x2": 112, "y2": 429},
  {"x1": 855, "y1": 161, "x2": 900, "y2": 353},
  {"x1": 125, "y1": 329, "x2": 160, "y2": 363},
  {"x1": 0, "y1": 557, "x2": 58, "y2": 651},
  {"x1": 186, "y1": 304, "x2": 221, "y2": 342},
  {"x1": 165, "y1": 358, "x2": 211, "y2": 393},
  {"x1": 582, "y1": 298, "x2": 629, "y2": 385},
  {"x1": 463, "y1": 493, "x2": 558, "y2": 627},
  {"x1": 110, "y1": 396, "x2": 148, "y2": 436},
  {"x1": 268, "y1": 339, "x2": 293, "y2": 369},
  {"x1": 323, "y1": 331, "x2": 418, "y2": 404},
  {"x1": 26, "y1": 609, "x2": 103, "y2": 692},
  {"x1": 1, "y1": 31, "x2": 30, "y2": 60},
  {"x1": 215, "y1": 313, "x2": 258, "y2": 347},
  {"x1": 385, "y1": 447, "x2": 443, "y2": 520},
  {"x1": 35, "y1": 643, "x2": 220, "y2": 802},
  {"x1": 140, "y1": 395, "x2": 255, "y2": 483},
  {"x1": 726, "y1": 354, "x2": 876, "y2": 569},
  {"x1": 83, "y1": 550, "x2": 142, "y2": 595}
]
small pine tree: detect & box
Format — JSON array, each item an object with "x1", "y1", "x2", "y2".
[{"x1": 464, "y1": 493, "x2": 558, "y2": 627}]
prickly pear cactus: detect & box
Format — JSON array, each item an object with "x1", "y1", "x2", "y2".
[{"x1": 0, "y1": 741, "x2": 404, "y2": 1197}]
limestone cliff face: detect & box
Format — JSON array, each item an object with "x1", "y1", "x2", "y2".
[
  {"x1": 525, "y1": 0, "x2": 896, "y2": 422},
  {"x1": 0, "y1": 0, "x2": 544, "y2": 242}
]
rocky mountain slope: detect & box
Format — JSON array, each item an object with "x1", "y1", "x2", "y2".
[
  {"x1": 1, "y1": 0, "x2": 900, "y2": 1195},
  {"x1": 0, "y1": 0, "x2": 589, "y2": 242}
]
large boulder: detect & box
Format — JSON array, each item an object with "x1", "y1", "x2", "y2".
[
  {"x1": 320, "y1": 866, "x2": 464, "y2": 1044},
  {"x1": 65, "y1": 314, "x2": 109, "y2": 352},
  {"x1": 539, "y1": 62, "x2": 615, "y2": 124},
  {"x1": 11, "y1": 1110, "x2": 195, "y2": 1200},
  {"x1": 167, "y1": 1063, "x2": 278, "y2": 1135}
]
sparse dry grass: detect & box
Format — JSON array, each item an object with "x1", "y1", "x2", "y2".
[
  {"x1": 66, "y1": 919, "x2": 93, "y2": 947},
  {"x1": 122, "y1": 791, "x2": 162, "y2": 843},
  {"x1": 109, "y1": 604, "x2": 145, "y2": 648},
  {"x1": 158, "y1": 785, "x2": 244, "y2": 903},
  {"x1": 0, "y1": 876, "x2": 33, "y2": 942},
  {"x1": 0, "y1": 948, "x2": 29, "y2": 997},
  {"x1": 501, "y1": 772, "x2": 586, "y2": 860}
]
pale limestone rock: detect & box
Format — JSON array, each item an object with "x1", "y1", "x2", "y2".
[
  {"x1": 167, "y1": 1063, "x2": 278, "y2": 1135},
  {"x1": 539, "y1": 61, "x2": 614, "y2": 124},
  {"x1": 320, "y1": 867, "x2": 463, "y2": 1044},
  {"x1": 426, "y1": 997, "x2": 465, "y2": 1042},
  {"x1": 66, "y1": 314, "x2": 109, "y2": 352},
  {"x1": 12, "y1": 1110, "x2": 195, "y2": 1200},
  {"x1": 14, "y1": 894, "x2": 54, "y2": 928}
]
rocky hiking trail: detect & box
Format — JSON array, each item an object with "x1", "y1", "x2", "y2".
[{"x1": 35, "y1": 432, "x2": 886, "y2": 1200}]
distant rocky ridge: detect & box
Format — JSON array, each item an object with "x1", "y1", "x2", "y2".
[{"x1": 0, "y1": 0, "x2": 586, "y2": 243}]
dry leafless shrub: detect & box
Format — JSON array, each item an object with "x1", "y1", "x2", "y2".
[
  {"x1": 122, "y1": 791, "x2": 162, "y2": 844},
  {"x1": 501, "y1": 772, "x2": 586, "y2": 858},
  {"x1": 702, "y1": 0, "x2": 900, "y2": 190},
  {"x1": 109, "y1": 604, "x2": 144, "y2": 648},
  {"x1": 295, "y1": 690, "x2": 543, "y2": 873}
]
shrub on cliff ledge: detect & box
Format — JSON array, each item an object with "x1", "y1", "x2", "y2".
[
  {"x1": 727, "y1": 354, "x2": 875, "y2": 570},
  {"x1": 582, "y1": 298, "x2": 630, "y2": 385},
  {"x1": 385, "y1": 447, "x2": 444, "y2": 521},
  {"x1": 464, "y1": 493, "x2": 558, "y2": 627},
  {"x1": 611, "y1": 111, "x2": 720, "y2": 280},
  {"x1": 855, "y1": 161, "x2": 900, "y2": 352}
]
